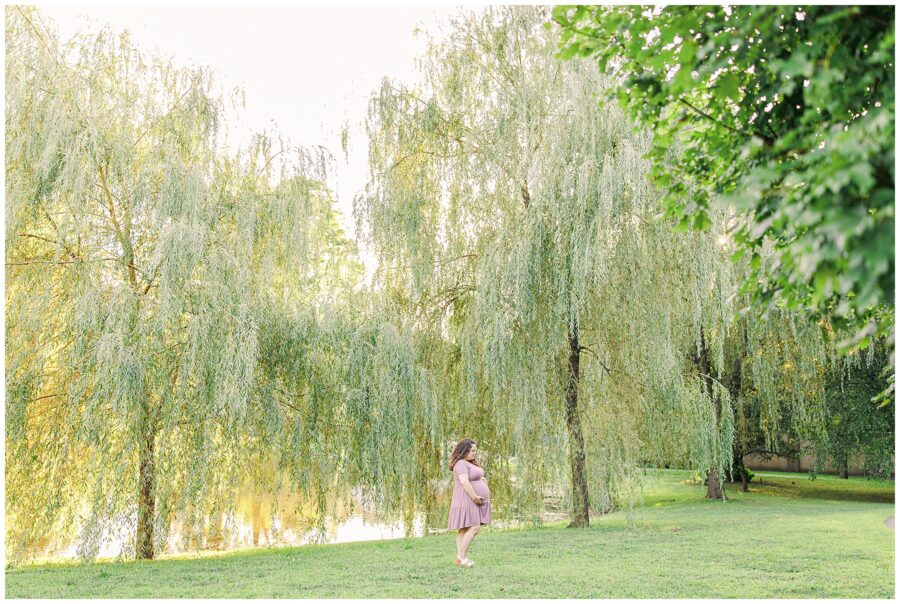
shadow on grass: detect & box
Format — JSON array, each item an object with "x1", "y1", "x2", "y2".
[{"x1": 734, "y1": 477, "x2": 895, "y2": 504}]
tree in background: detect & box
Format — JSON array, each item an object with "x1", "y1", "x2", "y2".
[
  {"x1": 815, "y1": 336, "x2": 895, "y2": 479},
  {"x1": 7, "y1": 7, "x2": 234, "y2": 560},
  {"x1": 553, "y1": 5, "x2": 895, "y2": 403},
  {"x1": 726, "y1": 303, "x2": 829, "y2": 492},
  {"x1": 626, "y1": 224, "x2": 830, "y2": 500}
]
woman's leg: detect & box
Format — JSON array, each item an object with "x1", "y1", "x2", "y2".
[
  {"x1": 456, "y1": 528, "x2": 466, "y2": 559},
  {"x1": 459, "y1": 524, "x2": 480, "y2": 560}
]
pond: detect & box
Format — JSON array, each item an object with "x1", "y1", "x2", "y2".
[{"x1": 27, "y1": 480, "x2": 568, "y2": 563}]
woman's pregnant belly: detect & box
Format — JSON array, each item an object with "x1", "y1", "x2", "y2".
[{"x1": 472, "y1": 478, "x2": 490, "y2": 501}]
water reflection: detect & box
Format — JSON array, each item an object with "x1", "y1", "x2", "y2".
[
  {"x1": 30, "y1": 480, "x2": 565, "y2": 563},
  {"x1": 31, "y1": 481, "x2": 435, "y2": 562}
]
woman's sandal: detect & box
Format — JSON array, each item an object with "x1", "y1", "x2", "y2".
[{"x1": 454, "y1": 557, "x2": 475, "y2": 568}]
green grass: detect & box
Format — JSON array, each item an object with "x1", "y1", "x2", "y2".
[{"x1": 6, "y1": 470, "x2": 894, "y2": 598}]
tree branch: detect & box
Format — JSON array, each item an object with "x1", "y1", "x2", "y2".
[
  {"x1": 678, "y1": 97, "x2": 774, "y2": 146},
  {"x1": 98, "y1": 163, "x2": 140, "y2": 291}
]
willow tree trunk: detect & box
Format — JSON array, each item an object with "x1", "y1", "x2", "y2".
[
  {"x1": 698, "y1": 328, "x2": 724, "y2": 500},
  {"x1": 840, "y1": 458, "x2": 850, "y2": 479},
  {"x1": 136, "y1": 413, "x2": 157, "y2": 560},
  {"x1": 733, "y1": 451, "x2": 750, "y2": 492},
  {"x1": 729, "y1": 337, "x2": 747, "y2": 493},
  {"x1": 564, "y1": 321, "x2": 590, "y2": 528},
  {"x1": 252, "y1": 499, "x2": 262, "y2": 546}
]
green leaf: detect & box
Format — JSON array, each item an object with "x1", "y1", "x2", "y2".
[
  {"x1": 673, "y1": 66, "x2": 694, "y2": 91},
  {"x1": 750, "y1": 252, "x2": 761, "y2": 271},
  {"x1": 716, "y1": 73, "x2": 742, "y2": 102},
  {"x1": 779, "y1": 50, "x2": 814, "y2": 79},
  {"x1": 692, "y1": 210, "x2": 712, "y2": 230}
]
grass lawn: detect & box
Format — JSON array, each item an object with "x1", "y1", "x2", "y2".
[{"x1": 6, "y1": 470, "x2": 894, "y2": 598}]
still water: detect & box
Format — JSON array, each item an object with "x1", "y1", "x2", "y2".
[
  {"x1": 31, "y1": 480, "x2": 565, "y2": 562},
  {"x1": 34, "y1": 486, "x2": 432, "y2": 562}
]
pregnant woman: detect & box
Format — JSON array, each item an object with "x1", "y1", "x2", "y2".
[{"x1": 447, "y1": 438, "x2": 491, "y2": 567}]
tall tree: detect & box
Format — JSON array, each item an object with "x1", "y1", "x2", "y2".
[
  {"x1": 4, "y1": 9, "x2": 360, "y2": 561},
  {"x1": 617, "y1": 218, "x2": 832, "y2": 499},
  {"x1": 358, "y1": 6, "x2": 741, "y2": 522}
]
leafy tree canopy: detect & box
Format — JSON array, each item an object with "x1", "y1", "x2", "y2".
[
  {"x1": 552, "y1": 6, "x2": 895, "y2": 403},
  {"x1": 5, "y1": 6, "x2": 371, "y2": 562}
]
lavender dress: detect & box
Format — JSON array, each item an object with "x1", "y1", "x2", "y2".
[{"x1": 447, "y1": 459, "x2": 492, "y2": 529}]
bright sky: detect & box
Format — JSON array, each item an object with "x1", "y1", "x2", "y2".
[{"x1": 40, "y1": 5, "x2": 462, "y2": 256}]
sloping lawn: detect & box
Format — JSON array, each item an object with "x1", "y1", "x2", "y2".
[{"x1": 6, "y1": 470, "x2": 894, "y2": 598}]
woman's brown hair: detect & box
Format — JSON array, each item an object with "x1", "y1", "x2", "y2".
[{"x1": 449, "y1": 438, "x2": 482, "y2": 471}]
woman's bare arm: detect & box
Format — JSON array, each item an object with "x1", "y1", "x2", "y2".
[{"x1": 457, "y1": 473, "x2": 482, "y2": 501}]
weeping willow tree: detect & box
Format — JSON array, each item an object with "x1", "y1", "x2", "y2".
[
  {"x1": 358, "y1": 5, "x2": 848, "y2": 525},
  {"x1": 357, "y1": 6, "x2": 733, "y2": 525},
  {"x1": 7, "y1": 8, "x2": 228, "y2": 560},
  {"x1": 815, "y1": 334, "x2": 894, "y2": 479},
  {"x1": 237, "y1": 152, "x2": 447, "y2": 538},
  {"x1": 5, "y1": 8, "x2": 366, "y2": 562},
  {"x1": 725, "y1": 299, "x2": 892, "y2": 489},
  {"x1": 623, "y1": 206, "x2": 835, "y2": 499}
]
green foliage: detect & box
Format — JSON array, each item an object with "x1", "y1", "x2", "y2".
[
  {"x1": 553, "y1": 5, "x2": 895, "y2": 399},
  {"x1": 359, "y1": 5, "x2": 753, "y2": 512},
  {"x1": 816, "y1": 336, "x2": 895, "y2": 478},
  {"x1": 358, "y1": 5, "x2": 854, "y2": 511},
  {"x1": 4, "y1": 7, "x2": 367, "y2": 562},
  {"x1": 7, "y1": 5, "x2": 890, "y2": 565}
]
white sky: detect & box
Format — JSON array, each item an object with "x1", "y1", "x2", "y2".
[{"x1": 39, "y1": 5, "x2": 463, "y2": 260}]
